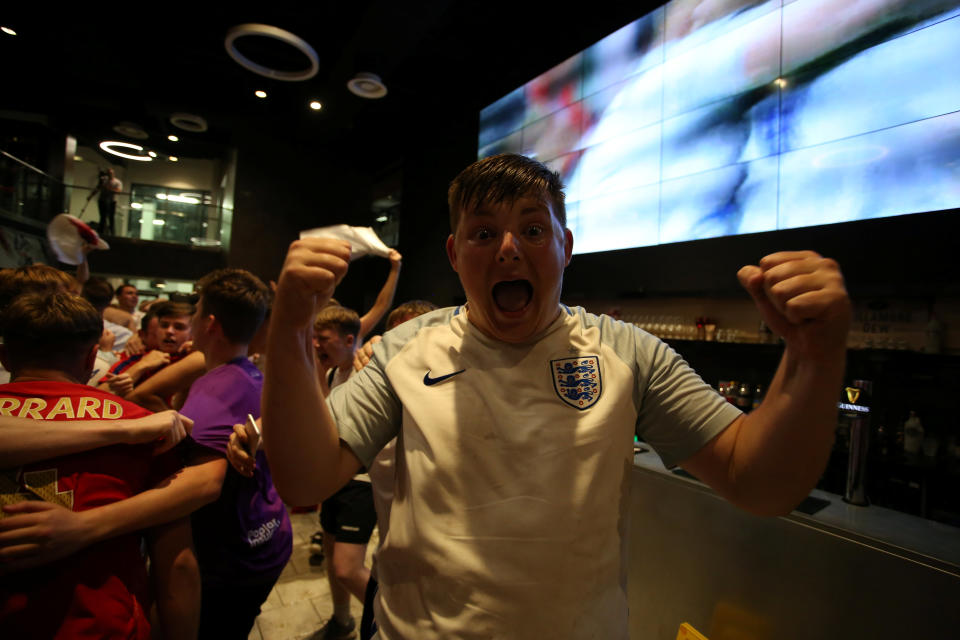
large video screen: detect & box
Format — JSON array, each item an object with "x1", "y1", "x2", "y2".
[{"x1": 478, "y1": 0, "x2": 960, "y2": 254}]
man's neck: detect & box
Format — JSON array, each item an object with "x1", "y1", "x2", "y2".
[
  {"x1": 202, "y1": 341, "x2": 250, "y2": 371},
  {"x1": 336, "y1": 346, "x2": 360, "y2": 376},
  {"x1": 12, "y1": 368, "x2": 83, "y2": 385}
]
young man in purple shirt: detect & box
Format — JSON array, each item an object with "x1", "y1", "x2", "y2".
[{"x1": 181, "y1": 268, "x2": 292, "y2": 637}]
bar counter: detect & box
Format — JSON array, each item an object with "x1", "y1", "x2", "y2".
[{"x1": 627, "y1": 449, "x2": 960, "y2": 639}]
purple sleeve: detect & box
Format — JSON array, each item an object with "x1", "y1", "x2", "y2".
[{"x1": 180, "y1": 364, "x2": 261, "y2": 455}]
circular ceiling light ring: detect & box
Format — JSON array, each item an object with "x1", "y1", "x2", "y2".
[
  {"x1": 225, "y1": 23, "x2": 319, "y2": 82},
  {"x1": 169, "y1": 113, "x2": 208, "y2": 132},
  {"x1": 99, "y1": 141, "x2": 153, "y2": 162},
  {"x1": 113, "y1": 121, "x2": 149, "y2": 139},
  {"x1": 347, "y1": 72, "x2": 387, "y2": 99}
]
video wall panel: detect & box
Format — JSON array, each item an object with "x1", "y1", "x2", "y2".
[{"x1": 478, "y1": 0, "x2": 960, "y2": 254}]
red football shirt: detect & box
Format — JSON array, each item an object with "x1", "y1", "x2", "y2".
[{"x1": 0, "y1": 381, "x2": 180, "y2": 640}]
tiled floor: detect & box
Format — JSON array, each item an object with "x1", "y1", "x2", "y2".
[{"x1": 248, "y1": 508, "x2": 378, "y2": 640}]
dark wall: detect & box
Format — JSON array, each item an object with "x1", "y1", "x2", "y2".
[
  {"x1": 87, "y1": 237, "x2": 226, "y2": 280},
  {"x1": 563, "y1": 208, "x2": 960, "y2": 301},
  {"x1": 227, "y1": 130, "x2": 376, "y2": 286}
]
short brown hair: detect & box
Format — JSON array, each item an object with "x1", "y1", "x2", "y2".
[
  {"x1": 0, "y1": 264, "x2": 76, "y2": 310},
  {"x1": 1, "y1": 291, "x2": 102, "y2": 375},
  {"x1": 195, "y1": 268, "x2": 270, "y2": 344},
  {"x1": 150, "y1": 300, "x2": 195, "y2": 322},
  {"x1": 447, "y1": 153, "x2": 566, "y2": 233},
  {"x1": 314, "y1": 305, "x2": 361, "y2": 339},
  {"x1": 81, "y1": 277, "x2": 115, "y2": 313},
  {"x1": 386, "y1": 300, "x2": 438, "y2": 330}
]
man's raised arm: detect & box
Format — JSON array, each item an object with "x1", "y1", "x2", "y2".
[
  {"x1": 263, "y1": 238, "x2": 362, "y2": 506},
  {"x1": 681, "y1": 251, "x2": 851, "y2": 517},
  {"x1": 358, "y1": 249, "x2": 402, "y2": 340}
]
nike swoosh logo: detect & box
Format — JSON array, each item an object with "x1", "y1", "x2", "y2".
[{"x1": 423, "y1": 369, "x2": 466, "y2": 386}]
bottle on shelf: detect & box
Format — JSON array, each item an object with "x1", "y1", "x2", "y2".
[
  {"x1": 736, "y1": 381, "x2": 753, "y2": 411},
  {"x1": 903, "y1": 411, "x2": 924, "y2": 455}
]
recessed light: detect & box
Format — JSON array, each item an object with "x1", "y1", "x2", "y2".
[
  {"x1": 309, "y1": 100, "x2": 322, "y2": 110},
  {"x1": 148, "y1": 151, "x2": 158, "y2": 158},
  {"x1": 73, "y1": 155, "x2": 83, "y2": 162},
  {"x1": 168, "y1": 135, "x2": 179, "y2": 142},
  {"x1": 131, "y1": 202, "x2": 143, "y2": 209},
  {"x1": 169, "y1": 156, "x2": 179, "y2": 162},
  {"x1": 347, "y1": 72, "x2": 387, "y2": 99},
  {"x1": 255, "y1": 90, "x2": 268, "y2": 98},
  {"x1": 169, "y1": 113, "x2": 208, "y2": 132},
  {"x1": 375, "y1": 215, "x2": 388, "y2": 223},
  {"x1": 1, "y1": 27, "x2": 16, "y2": 36},
  {"x1": 113, "y1": 121, "x2": 149, "y2": 139}
]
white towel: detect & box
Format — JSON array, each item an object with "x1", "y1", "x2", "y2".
[{"x1": 299, "y1": 224, "x2": 391, "y2": 261}]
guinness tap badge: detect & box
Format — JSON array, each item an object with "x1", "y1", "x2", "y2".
[{"x1": 845, "y1": 387, "x2": 861, "y2": 404}]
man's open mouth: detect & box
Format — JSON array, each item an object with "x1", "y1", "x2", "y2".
[{"x1": 492, "y1": 280, "x2": 533, "y2": 313}]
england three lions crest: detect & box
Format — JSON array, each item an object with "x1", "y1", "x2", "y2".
[{"x1": 551, "y1": 356, "x2": 602, "y2": 410}]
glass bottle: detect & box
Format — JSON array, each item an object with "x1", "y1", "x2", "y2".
[{"x1": 903, "y1": 411, "x2": 924, "y2": 455}]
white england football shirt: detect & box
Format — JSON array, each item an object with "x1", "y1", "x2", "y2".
[{"x1": 328, "y1": 305, "x2": 740, "y2": 639}]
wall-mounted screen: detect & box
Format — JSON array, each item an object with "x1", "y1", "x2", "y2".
[{"x1": 478, "y1": 0, "x2": 960, "y2": 255}]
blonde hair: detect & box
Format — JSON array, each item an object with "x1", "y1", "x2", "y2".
[{"x1": 314, "y1": 305, "x2": 361, "y2": 338}]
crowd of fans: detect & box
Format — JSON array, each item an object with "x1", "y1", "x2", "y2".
[{"x1": 0, "y1": 248, "x2": 418, "y2": 639}]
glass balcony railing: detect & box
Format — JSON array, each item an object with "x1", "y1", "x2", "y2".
[
  {"x1": 0, "y1": 150, "x2": 65, "y2": 226},
  {"x1": 1, "y1": 149, "x2": 231, "y2": 248}
]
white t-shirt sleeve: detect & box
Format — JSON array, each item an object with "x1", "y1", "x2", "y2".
[
  {"x1": 632, "y1": 330, "x2": 741, "y2": 468},
  {"x1": 327, "y1": 342, "x2": 402, "y2": 468}
]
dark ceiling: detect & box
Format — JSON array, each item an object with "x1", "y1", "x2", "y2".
[{"x1": 2, "y1": 2, "x2": 663, "y2": 167}]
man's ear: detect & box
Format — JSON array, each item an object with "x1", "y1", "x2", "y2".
[
  {"x1": 445, "y1": 234, "x2": 458, "y2": 272},
  {"x1": 206, "y1": 314, "x2": 220, "y2": 337},
  {"x1": 345, "y1": 333, "x2": 355, "y2": 349},
  {"x1": 84, "y1": 342, "x2": 99, "y2": 372},
  {"x1": 563, "y1": 227, "x2": 574, "y2": 267}
]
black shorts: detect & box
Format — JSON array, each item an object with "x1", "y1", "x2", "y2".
[{"x1": 320, "y1": 479, "x2": 376, "y2": 544}]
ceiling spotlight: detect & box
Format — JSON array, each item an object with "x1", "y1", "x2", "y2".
[
  {"x1": 224, "y1": 23, "x2": 319, "y2": 82},
  {"x1": 309, "y1": 100, "x2": 322, "y2": 110},
  {"x1": 168, "y1": 135, "x2": 179, "y2": 142},
  {"x1": 169, "y1": 156, "x2": 179, "y2": 162},
  {"x1": 148, "y1": 151, "x2": 158, "y2": 158},
  {"x1": 347, "y1": 72, "x2": 387, "y2": 99},
  {"x1": 255, "y1": 90, "x2": 267, "y2": 98},
  {"x1": 73, "y1": 155, "x2": 83, "y2": 162},
  {"x1": 169, "y1": 113, "x2": 208, "y2": 132},
  {"x1": 113, "y1": 121, "x2": 149, "y2": 139},
  {"x1": 131, "y1": 202, "x2": 143, "y2": 209},
  {"x1": 99, "y1": 141, "x2": 153, "y2": 161},
  {"x1": 1, "y1": 27, "x2": 16, "y2": 36}
]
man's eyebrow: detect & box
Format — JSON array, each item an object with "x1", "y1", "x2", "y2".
[
  {"x1": 519, "y1": 205, "x2": 549, "y2": 215},
  {"x1": 465, "y1": 207, "x2": 495, "y2": 218}
]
